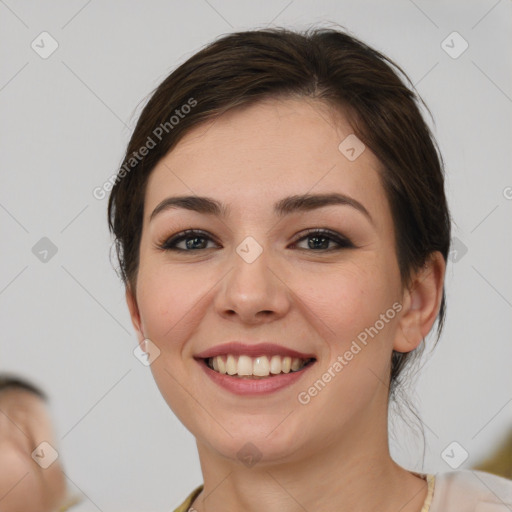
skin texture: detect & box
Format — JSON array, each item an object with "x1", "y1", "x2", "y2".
[
  {"x1": 0, "y1": 388, "x2": 67, "y2": 512},
  {"x1": 126, "y1": 97, "x2": 446, "y2": 512}
]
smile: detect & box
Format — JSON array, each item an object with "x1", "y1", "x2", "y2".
[
  {"x1": 195, "y1": 342, "x2": 317, "y2": 395},
  {"x1": 205, "y1": 354, "x2": 315, "y2": 379}
]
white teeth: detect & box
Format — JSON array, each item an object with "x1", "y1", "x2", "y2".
[
  {"x1": 237, "y1": 355, "x2": 253, "y2": 376},
  {"x1": 269, "y1": 355, "x2": 282, "y2": 374},
  {"x1": 253, "y1": 356, "x2": 270, "y2": 376},
  {"x1": 217, "y1": 356, "x2": 226, "y2": 374},
  {"x1": 208, "y1": 354, "x2": 311, "y2": 377},
  {"x1": 226, "y1": 355, "x2": 237, "y2": 375}
]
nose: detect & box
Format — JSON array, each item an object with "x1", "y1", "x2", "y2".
[{"x1": 213, "y1": 244, "x2": 291, "y2": 325}]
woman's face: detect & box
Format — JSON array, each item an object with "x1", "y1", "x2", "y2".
[{"x1": 127, "y1": 97, "x2": 415, "y2": 464}]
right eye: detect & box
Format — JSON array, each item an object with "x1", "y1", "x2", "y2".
[{"x1": 157, "y1": 229, "x2": 221, "y2": 252}]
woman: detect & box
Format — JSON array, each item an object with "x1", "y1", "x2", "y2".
[{"x1": 107, "y1": 27, "x2": 512, "y2": 511}]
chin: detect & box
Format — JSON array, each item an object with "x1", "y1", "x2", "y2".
[{"x1": 194, "y1": 418, "x2": 312, "y2": 467}]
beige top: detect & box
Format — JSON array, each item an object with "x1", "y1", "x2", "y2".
[
  {"x1": 428, "y1": 470, "x2": 512, "y2": 511},
  {"x1": 173, "y1": 470, "x2": 512, "y2": 512}
]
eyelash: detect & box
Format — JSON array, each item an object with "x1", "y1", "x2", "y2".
[{"x1": 156, "y1": 228, "x2": 355, "y2": 252}]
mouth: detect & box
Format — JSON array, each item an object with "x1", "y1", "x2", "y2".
[
  {"x1": 203, "y1": 354, "x2": 315, "y2": 379},
  {"x1": 194, "y1": 342, "x2": 317, "y2": 395}
]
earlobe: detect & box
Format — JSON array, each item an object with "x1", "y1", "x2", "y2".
[
  {"x1": 393, "y1": 252, "x2": 446, "y2": 353},
  {"x1": 125, "y1": 286, "x2": 145, "y2": 342}
]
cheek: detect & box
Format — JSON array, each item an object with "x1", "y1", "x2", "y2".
[
  {"x1": 292, "y1": 263, "x2": 398, "y2": 415},
  {"x1": 290, "y1": 259, "x2": 393, "y2": 341},
  {"x1": 135, "y1": 260, "x2": 206, "y2": 347},
  {"x1": 287, "y1": 257, "x2": 401, "y2": 397}
]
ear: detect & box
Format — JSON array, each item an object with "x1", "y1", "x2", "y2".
[
  {"x1": 125, "y1": 285, "x2": 145, "y2": 343},
  {"x1": 394, "y1": 251, "x2": 446, "y2": 353}
]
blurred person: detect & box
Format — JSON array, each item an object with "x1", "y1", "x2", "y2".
[{"x1": 0, "y1": 375, "x2": 76, "y2": 511}]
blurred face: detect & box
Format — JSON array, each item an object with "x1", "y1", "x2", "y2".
[{"x1": 127, "y1": 97, "x2": 407, "y2": 465}]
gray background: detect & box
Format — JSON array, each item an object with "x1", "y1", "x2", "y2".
[{"x1": 1, "y1": 1, "x2": 511, "y2": 510}]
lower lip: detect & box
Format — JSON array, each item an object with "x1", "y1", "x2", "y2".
[{"x1": 197, "y1": 359, "x2": 315, "y2": 396}]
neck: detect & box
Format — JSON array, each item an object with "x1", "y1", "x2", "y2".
[{"x1": 192, "y1": 416, "x2": 427, "y2": 512}]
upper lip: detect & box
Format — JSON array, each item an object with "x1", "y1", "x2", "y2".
[{"x1": 194, "y1": 342, "x2": 316, "y2": 360}]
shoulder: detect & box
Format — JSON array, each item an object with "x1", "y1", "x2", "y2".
[
  {"x1": 172, "y1": 485, "x2": 203, "y2": 512},
  {"x1": 430, "y1": 470, "x2": 512, "y2": 511}
]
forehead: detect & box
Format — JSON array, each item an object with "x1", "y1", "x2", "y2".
[{"x1": 144, "y1": 97, "x2": 389, "y2": 226}]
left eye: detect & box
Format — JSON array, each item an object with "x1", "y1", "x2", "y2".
[{"x1": 292, "y1": 229, "x2": 354, "y2": 251}]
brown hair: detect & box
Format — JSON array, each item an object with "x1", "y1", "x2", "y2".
[
  {"x1": 0, "y1": 374, "x2": 47, "y2": 401},
  {"x1": 107, "y1": 26, "x2": 451, "y2": 395}
]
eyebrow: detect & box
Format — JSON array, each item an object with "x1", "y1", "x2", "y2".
[{"x1": 149, "y1": 193, "x2": 374, "y2": 225}]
